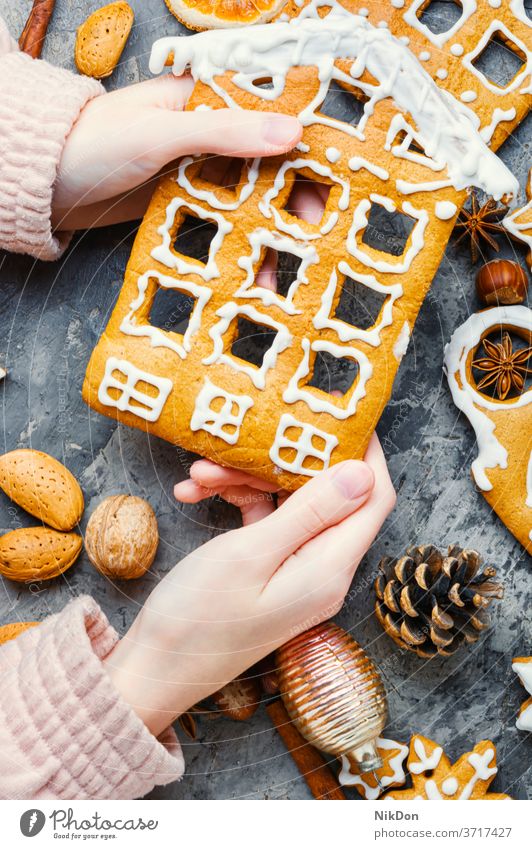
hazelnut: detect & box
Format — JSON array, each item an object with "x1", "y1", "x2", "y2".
[
  {"x1": 475, "y1": 259, "x2": 529, "y2": 306},
  {"x1": 85, "y1": 495, "x2": 158, "y2": 579}
]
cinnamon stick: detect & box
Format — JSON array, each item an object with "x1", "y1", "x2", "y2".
[
  {"x1": 266, "y1": 700, "x2": 345, "y2": 800},
  {"x1": 19, "y1": 0, "x2": 56, "y2": 58}
]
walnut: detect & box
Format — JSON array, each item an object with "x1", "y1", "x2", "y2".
[{"x1": 85, "y1": 495, "x2": 158, "y2": 579}]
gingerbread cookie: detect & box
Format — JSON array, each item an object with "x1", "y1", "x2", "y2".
[
  {"x1": 444, "y1": 306, "x2": 531, "y2": 553},
  {"x1": 512, "y1": 656, "x2": 532, "y2": 733},
  {"x1": 384, "y1": 734, "x2": 510, "y2": 800},
  {"x1": 338, "y1": 737, "x2": 408, "y2": 799},
  {"x1": 504, "y1": 167, "x2": 532, "y2": 272},
  {"x1": 83, "y1": 1, "x2": 526, "y2": 490}
]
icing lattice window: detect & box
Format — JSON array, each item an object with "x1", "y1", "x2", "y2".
[
  {"x1": 270, "y1": 413, "x2": 339, "y2": 477},
  {"x1": 404, "y1": 0, "x2": 474, "y2": 47},
  {"x1": 471, "y1": 29, "x2": 527, "y2": 90},
  {"x1": 361, "y1": 199, "x2": 417, "y2": 257},
  {"x1": 348, "y1": 198, "x2": 428, "y2": 274},
  {"x1": 98, "y1": 357, "x2": 173, "y2": 423},
  {"x1": 190, "y1": 378, "x2": 253, "y2": 445}
]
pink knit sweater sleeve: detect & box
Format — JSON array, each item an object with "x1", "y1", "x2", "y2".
[
  {"x1": 0, "y1": 596, "x2": 184, "y2": 799},
  {"x1": 0, "y1": 16, "x2": 103, "y2": 260}
]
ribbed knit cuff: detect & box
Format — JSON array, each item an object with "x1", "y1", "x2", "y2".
[
  {"x1": 0, "y1": 596, "x2": 184, "y2": 799},
  {"x1": 0, "y1": 52, "x2": 103, "y2": 260}
]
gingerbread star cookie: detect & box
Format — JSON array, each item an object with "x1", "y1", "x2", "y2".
[
  {"x1": 384, "y1": 735, "x2": 510, "y2": 800},
  {"x1": 512, "y1": 656, "x2": 532, "y2": 733},
  {"x1": 504, "y1": 169, "x2": 532, "y2": 272},
  {"x1": 444, "y1": 305, "x2": 532, "y2": 554},
  {"x1": 338, "y1": 737, "x2": 408, "y2": 800}
]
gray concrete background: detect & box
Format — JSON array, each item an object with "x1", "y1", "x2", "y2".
[{"x1": 0, "y1": 0, "x2": 530, "y2": 800}]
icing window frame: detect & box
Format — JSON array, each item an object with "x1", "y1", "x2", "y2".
[
  {"x1": 347, "y1": 197, "x2": 429, "y2": 275},
  {"x1": 176, "y1": 155, "x2": 260, "y2": 212},
  {"x1": 258, "y1": 158, "x2": 350, "y2": 242},
  {"x1": 234, "y1": 228, "x2": 319, "y2": 315},
  {"x1": 190, "y1": 377, "x2": 253, "y2": 445},
  {"x1": 98, "y1": 357, "x2": 173, "y2": 423},
  {"x1": 203, "y1": 302, "x2": 292, "y2": 390},
  {"x1": 463, "y1": 21, "x2": 530, "y2": 95},
  {"x1": 283, "y1": 338, "x2": 372, "y2": 421},
  {"x1": 269, "y1": 413, "x2": 339, "y2": 478},
  {"x1": 313, "y1": 262, "x2": 403, "y2": 347},
  {"x1": 119, "y1": 270, "x2": 212, "y2": 360},
  {"x1": 404, "y1": 0, "x2": 474, "y2": 48}
]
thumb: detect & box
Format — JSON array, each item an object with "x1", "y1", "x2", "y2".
[
  {"x1": 235, "y1": 460, "x2": 375, "y2": 575},
  {"x1": 147, "y1": 107, "x2": 302, "y2": 162}
]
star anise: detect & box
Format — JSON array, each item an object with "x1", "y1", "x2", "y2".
[
  {"x1": 455, "y1": 193, "x2": 508, "y2": 263},
  {"x1": 472, "y1": 332, "x2": 532, "y2": 400}
]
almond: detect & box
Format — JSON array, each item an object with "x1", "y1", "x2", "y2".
[
  {"x1": 0, "y1": 449, "x2": 84, "y2": 532},
  {"x1": 211, "y1": 676, "x2": 261, "y2": 720},
  {"x1": 0, "y1": 527, "x2": 82, "y2": 582},
  {"x1": 75, "y1": 2, "x2": 134, "y2": 79},
  {"x1": 0, "y1": 621, "x2": 38, "y2": 645}
]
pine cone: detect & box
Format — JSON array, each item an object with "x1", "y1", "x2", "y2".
[{"x1": 374, "y1": 544, "x2": 503, "y2": 658}]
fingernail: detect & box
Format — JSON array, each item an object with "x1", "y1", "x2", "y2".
[
  {"x1": 262, "y1": 115, "x2": 301, "y2": 147},
  {"x1": 332, "y1": 461, "x2": 374, "y2": 500}
]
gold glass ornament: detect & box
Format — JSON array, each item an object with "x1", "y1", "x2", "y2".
[{"x1": 276, "y1": 621, "x2": 388, "y2": 773}]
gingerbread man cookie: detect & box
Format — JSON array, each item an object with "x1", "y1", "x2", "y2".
[
  {"x1": 384, "y1": 734, "x2": 510, "y2": 800},
  {"x1": 512, "y1": 656, "x2": 532, "y2": 733},
  {"x1": 444, "y1": 305, "x2": 531, "y2": 553},
  {"x1": 338, "y1": 737, "x2": 408, "y2": 799}
]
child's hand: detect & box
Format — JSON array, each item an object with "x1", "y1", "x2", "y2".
[
  {"x1": 103, "y1": 435, "x2": 395, "y2": 737},
  {"x1": 51, "y1": 75, "x2": 302, "y2": 230}
]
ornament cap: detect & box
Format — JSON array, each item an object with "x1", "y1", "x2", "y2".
[{"x1": 346, "y1": 739, "x2": 383, "y2": 774}]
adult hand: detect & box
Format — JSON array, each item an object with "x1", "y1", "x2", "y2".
[
  {"x1": 103, "y1": 435, "x2": 395, "y2": 737},
  {"x1": 51, "y1": 75, "x2": 302, "y2": 230}
]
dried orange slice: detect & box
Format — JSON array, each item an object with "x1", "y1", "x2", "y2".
[{"x1": 165, "y1": 0, "x2": 287, "y2": 30}]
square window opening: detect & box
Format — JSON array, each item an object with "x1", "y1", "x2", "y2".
[
  {"x1": 149, "y1": 287, "x2": 195, "y2": 336},
  {"x1": 334, "y1": 276, "x2": 388, "y2": 330},
  {"x1": 319, "y1": 81, "x2": 366, "y2": 126},
  {"x1": 279, "y1": 445, "x2": 298, "y2": 465},
  {"x1": 307, "y1": 350, "x2": 359, "y2": 396},
  {"x1": 231, "y1": 317, "x2": 277, "y2": 368},
  {"x1": 418, "y1": 0, "x2": 463, "y2": 35},
  {"x1": 199, "y1": 156, "x2": 243, "y2": 192},
  {"x1": 361, "y1": 203, "x2": 416, "y2": 257},
  {"x1": 173, "y1": 214, "x2": 218, "y2": 264},
  {"x1": 472, "y1": 31, "x2": 526, "y2": 89},
  {"x1": 284, "y1": 174, "x2": 332, "y2": 225},
  {"x1": 255, "y1": 248, "x2": 303, "y2": 298},
  {"x1": 253, "y1": 76, "x2": 274, "y2": 89}
]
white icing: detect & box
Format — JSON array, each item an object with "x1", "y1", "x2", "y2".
[
  {"x1": 190, "y1": 378, "x2": 253, "y2": 445},
  {"x1": 235, "y1": 227, "x2": 319, "y2": 314},
  {"x1": 358, "y1": 8, "x2": 369, "y2": 16},
  {"x1": 410, "y1": 738, "x2": 443, "y2": 774},
  {"x1": 296, "y1": 141, "x2": 311, "y2": 152},
  {"x1": 391, "y1": 0, "x2": 405, "y2": 7},
  {"x1": 443, "y1": 306, "x2": 532, "y2": 499},
  {"x1": 258, "y1": 157, "x2": 349, "y2": 241},
  {"x1": 527, "y1": 452, "x2": 532, "y2": 509},
  {"x1": 419, "y1": 51, "x2": 431, "y2": 62},
  {"x1": 347, "y1": 198, "x2": 429, "y2": 273},
  {"x1": 152, "y1": 198, "x2": 232, "y2": 281},
  {"x1": 283, "y1": 337, "x2": 373, "y2": 419},
  {"x1": 348, "y1": 156, "x2": 389, "y2": 181},
  {"x1": 396, "y1": 178, "x2": 453, "y2": 195},
  {"x1": 404, "y1": 0, "x2": 477, "y2": 49},
  {"x1": 177, "y1": 156, "x2": 260, "y2": 211},
  {"x1": 510, "y1": 0, "x2": 532, "y2": 27},
  {"x1": 393, "y1": 320, "x2": 411, "y2": 361},
  {"x1": 436, "y1": 69, "x2": 448, "y2": 80},
  {"x1": 313, "y1": 262, "x2": 403, "y2": 347},
  {"x1": 450, "y1": 44, "x2": 464, "y2": 57},
  {"x1": 120, "y1": 270, "x2": 211, "y2": 359},
  {"x1": 269, "y1": 413, "x2": 338, "y2": 476},
  {"x1": 150, "y1": 2, "x2": 517, "y2": 199},
  {"x1": 503, "y1": 170, "x2": 532, "y2": 255},
  {"x1": 203, "y1": 302, "x2": 292, "y2": 390},
  {"x1": 460, "y1": 750, "x2": 497, "y2": 799},
  {"x1": 461, "y1": 90, "x2": 478, "y2": 103},
  {"x1": 385, "y1": 114, "x2": 445, "y2": 173},
  {"x1": 441, "y1": 777, "x2": 459, "y2": 796},
  {"x1": 435, "y1": 200, "x2": 458, "y2": 220},
  {"x1": 463, "y1": 20, "x2": 531, "y2": 96},
  {"x1": 513, "y1": 660, "x2": 532, "y2": 732},
  {"x1": 338, "y1": 737, "x2": 408, "y2": 799},
  {"x1": 98, "y1": 358, "x2": 172, "y2": 423},
  {"x1": 480, "y1": 107, "x2": 517, "y2": 143},
  {"x1": 489, "y1": 0, "x2": 502, "y2": 7},
  {"x1": 325, "y1": 146, "x2": 341, "y2": 163}
]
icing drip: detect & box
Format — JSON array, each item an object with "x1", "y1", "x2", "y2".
[
  {"x1": 461, "y1": 90, "x2": 478, "y2": 103},
  {"x1": 503, "y1": 173, "x2": 532, "y2": 255},
  {"x1": 385, "y1": 114, "x2": 445, "y2": 173},
  {"x1": 150, "y1": 3, "x2": 517, "y2": 199},
  {"x1": 312, "y1": 262, "x2": 403, "y2": 347},
  {"x1": 203, "y1": 302, "x2": 292, "y2": 389},
  {"x1": 443, "y1": 306, "x2": 532, "y2": 497},
  {"x1": 325, "y1": 146, "x2": 341, "y2": 163},
  {"x1": 436, "y1": 69, "x2": 448, "y2": 80},
  {"x1": 338, "y1": 738, "x2": 408, "y2": 799},
  {"x1": 98, "y1": 358, "x2": 173, "y2": 423},
  {"x1": 450, "y1": 44, "x2": 464, "y2": 57},
  {"x1": 513, "y1": 659, "x2": 532, "y2": 732},
  {"x1": 190, "y1": 378, "x2": 253, "y2": 444},
  {"x1": 283, "y1": 337, "x2": 373, "y2": 419},
  {"x1": 152, "y1": 198, "x2": 232, "y2": 280},
  {"x1": 269, "y1": 412, "x2": 338, "y2": 476},
  {"x1": 480, "y1": 108, "x2": 517, "y2": 143},
  {"x1": 435, "y1": 200, "x2": 458, "y2": 220},
  {"x1": 393, "y1": 320, "x2": 411, "y2": 360}
]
